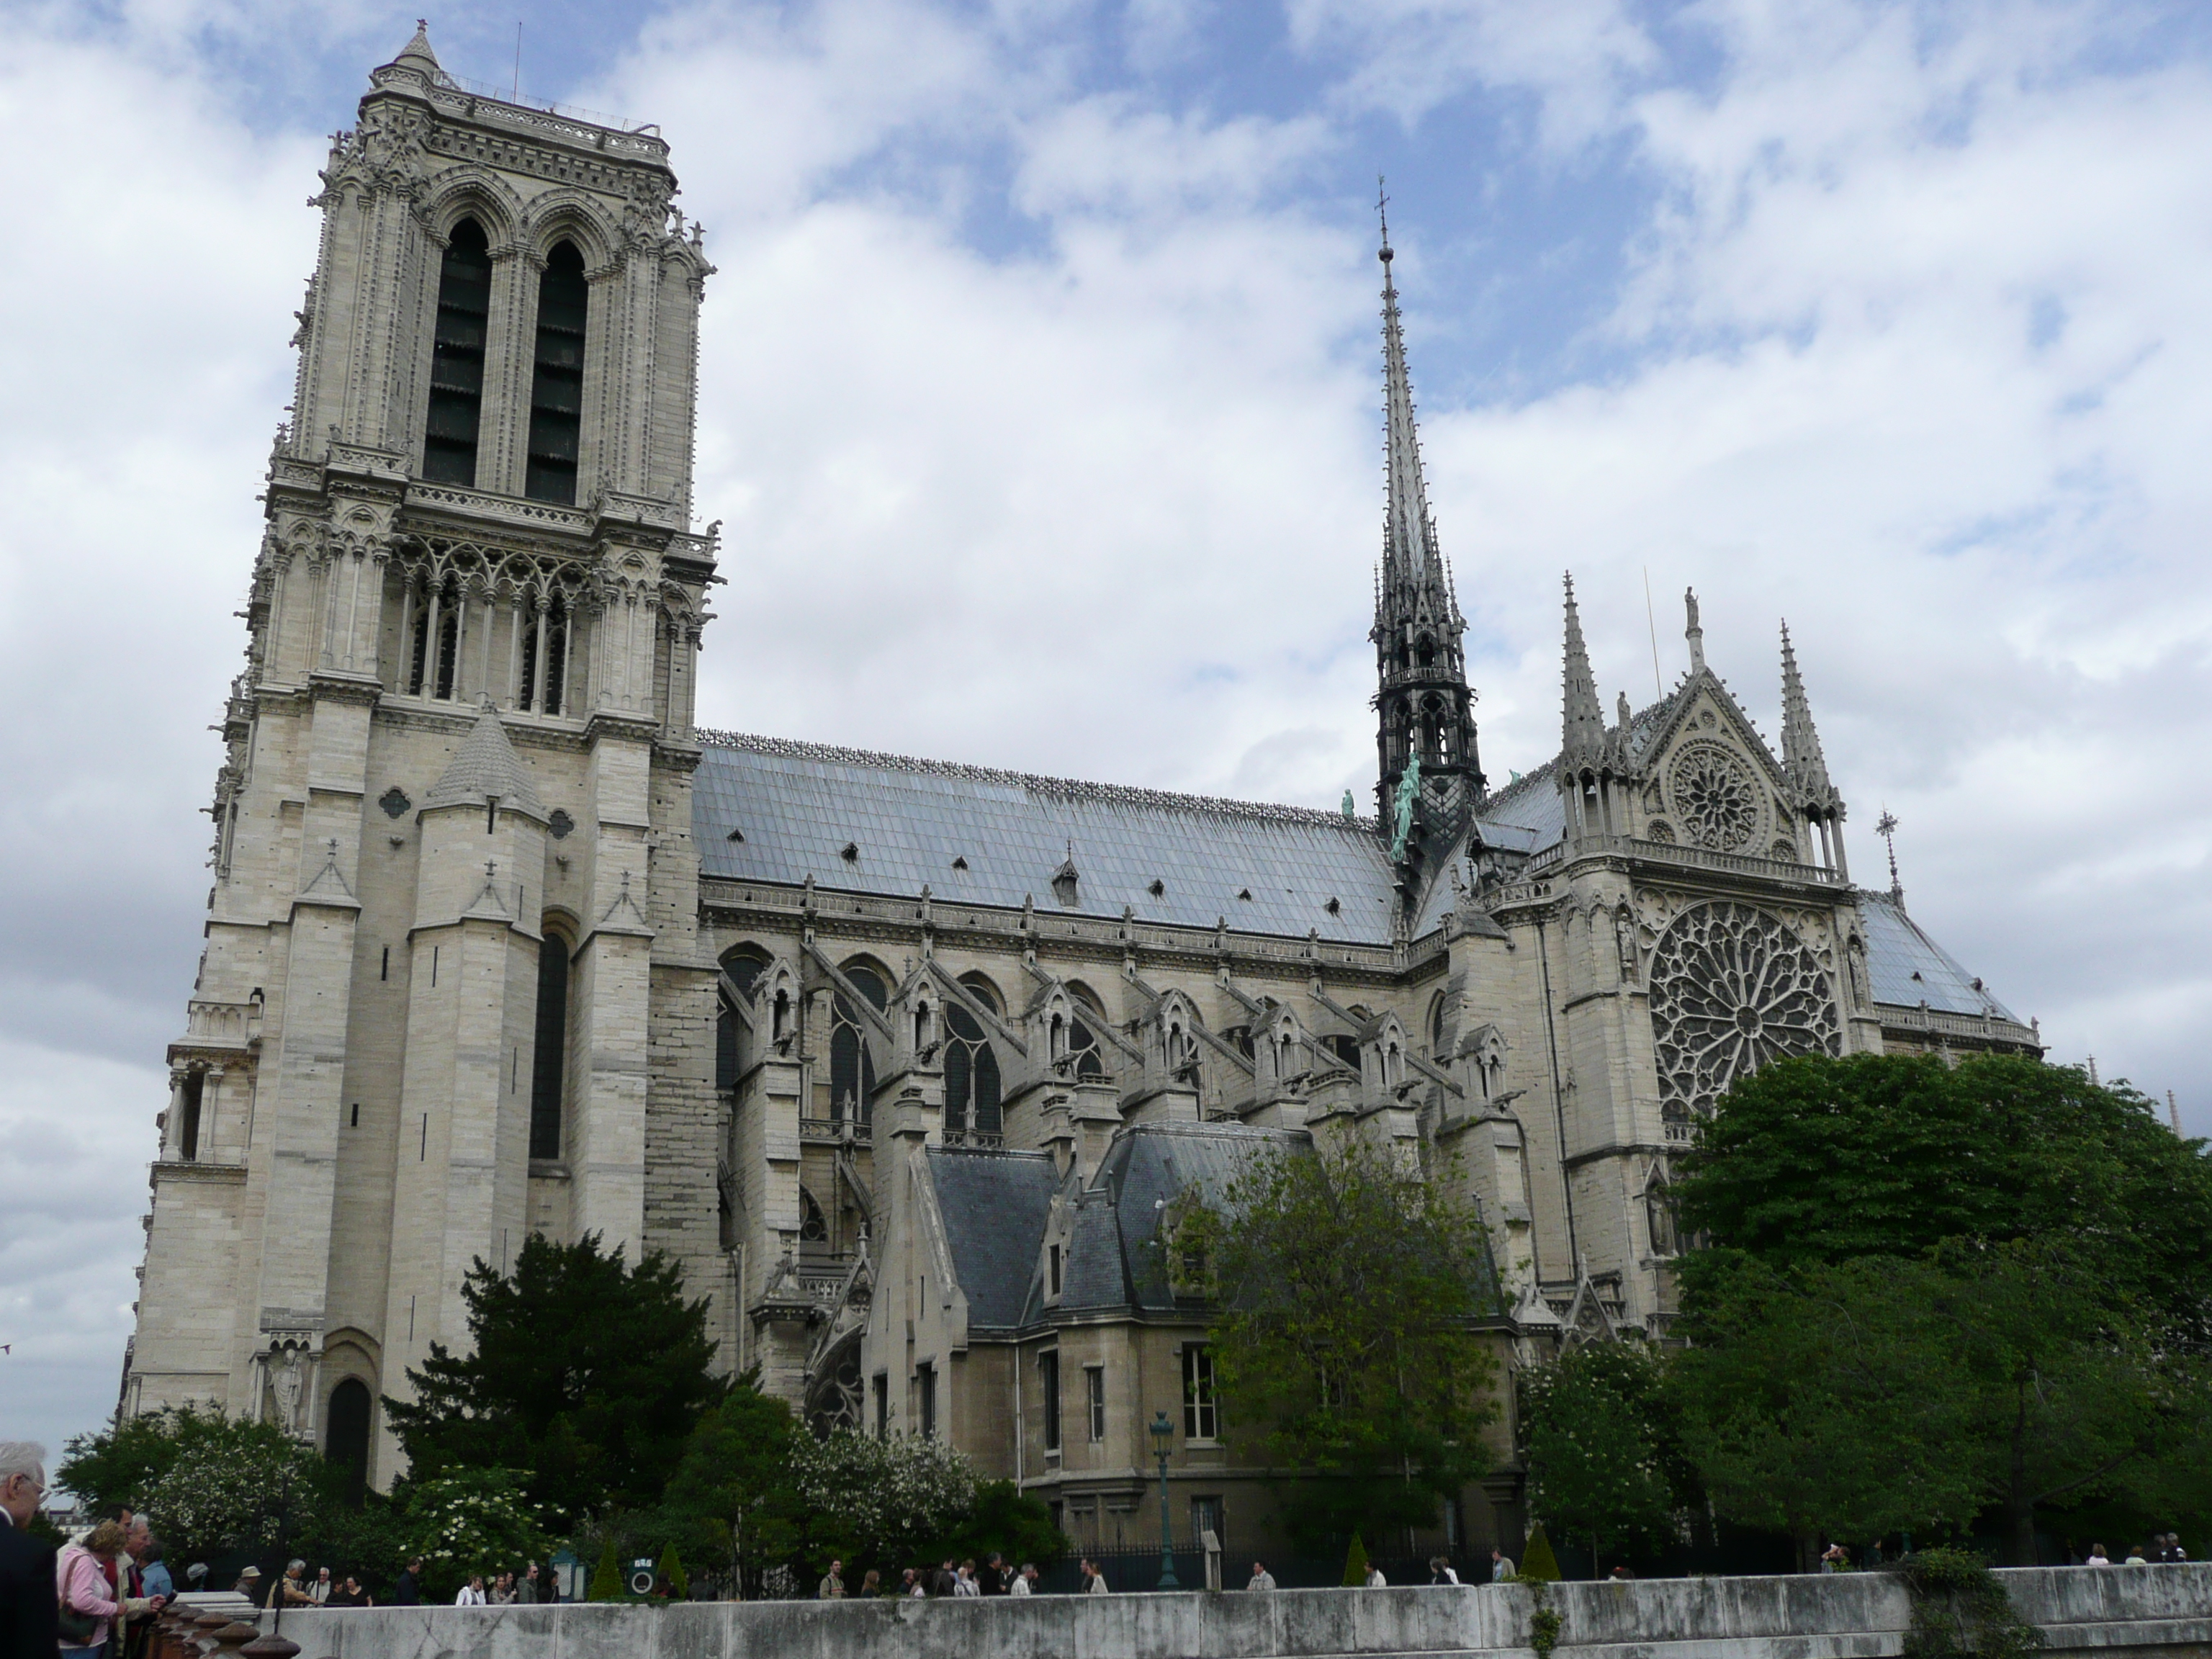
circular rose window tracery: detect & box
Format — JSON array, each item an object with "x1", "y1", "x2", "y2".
[
  {"x1": 1649, "y1": 901, "x2": 1840, "y2": 1124},
  {"x1": 1667, "y1": 741, "x2": 1761, "y2": 851}
]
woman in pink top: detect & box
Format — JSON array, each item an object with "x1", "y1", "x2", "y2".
[{"x1": 55, "y1": 1519, "x2": 125, "y2": 1658}]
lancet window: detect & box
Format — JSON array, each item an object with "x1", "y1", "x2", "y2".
[
  {"x1": 944, "y1": 1003, "x2": 1002, "y2": 1138},
  {"x1": 423, "y1": 217, "x2": 491, "y2": 486},
  {"x1": 525, "y1": 241, "x2": 588, "y2": 505},
  {"x1": 715, "y1": 947, "x2": 770, "y2": 1092},
  {"x1": 529, "y1": 922, "x2": 573, "y2": 1160},
  {"x1": 829, "y1": 963, "x2": 886, "y2": 1125},
  {"x1": 517, "y1": 589, "x2": 570, "y2": 715},
  {"x1": 406, "y1": 573, "x2": 462, "y2": 700}
]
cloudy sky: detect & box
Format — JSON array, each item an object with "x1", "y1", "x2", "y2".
[{"x1": 4, "y1": 0, "x2": 2208, "y2": 1477}]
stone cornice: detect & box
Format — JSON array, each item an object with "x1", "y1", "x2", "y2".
[{"x1": 151, "y1": 1159, "x2": 248, "y2": 1186}]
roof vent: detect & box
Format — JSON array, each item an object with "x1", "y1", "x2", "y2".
[
  {"x1": 1237, "y1": 888, "x2": 1252, "y2": 902},
  {"x1": 841, "y1": 842, "x2": 860, "y2": 863},
  {"x1": 1148, "y1": 878, "x2": 1166, "y2": 899},
  {"x1": 952, "y1": 855, "x2": 969, "y2": 871},
  {"x1": 1325, "y1": 896, "x2": 1341, "y2": 916},
  {"x1": 1051, "y1": 850, "x2": 1080, "y2": 908},
  {"x1": 726, "y1": 827, "x2": 745, "y2": 842}
]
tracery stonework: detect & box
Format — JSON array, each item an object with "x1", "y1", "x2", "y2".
[
  {"x1": 1667, "y1": 739, "x2": 1761, "y2": 850},
  {"x1": 1649, "y1": 900, "x2": 1841, "y2": 1121}
]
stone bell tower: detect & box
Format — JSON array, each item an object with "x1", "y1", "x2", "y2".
[{"x1": 124, "y1": 24, "x2": 721, "y2": 1492}]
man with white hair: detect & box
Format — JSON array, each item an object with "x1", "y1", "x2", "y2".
[{"x1": 0, "y1": 1440, "x2": 60, "y2": 1654}]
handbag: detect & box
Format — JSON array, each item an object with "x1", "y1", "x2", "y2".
[{"x1": 57, "y1": 1550, "x2": 101, "y2": 1643}]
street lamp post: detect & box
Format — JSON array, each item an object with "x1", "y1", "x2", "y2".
[{"x1": 1150, "y1": 1409, "x2": 1180, "y2": 1590}]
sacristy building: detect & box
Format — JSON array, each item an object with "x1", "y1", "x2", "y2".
[{"x1": 124, "y1": 30, "x2": 2039, "y2": 1558}]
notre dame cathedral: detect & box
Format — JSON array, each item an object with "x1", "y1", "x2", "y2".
[{"x1": 124, "y1": 28, "x2": 2038, "y2": 1560}]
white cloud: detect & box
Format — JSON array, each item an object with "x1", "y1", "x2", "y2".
[{"x1": 4, "y1": 0, "x2": 2208, "y2": 1469}]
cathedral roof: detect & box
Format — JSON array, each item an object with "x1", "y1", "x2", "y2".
[
  {"x1": 1858, "y1": 891, "x2": 2019, "y2": 1020},
  {"x1": 694, "y1": 732, "x2": 1399, "y2": 945},
  {"x1": 923, "y1": 1147, "x2": 1057, "y2": 1331}
]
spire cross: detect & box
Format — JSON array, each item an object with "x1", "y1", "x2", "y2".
[
  {"x1": 1874, "y1": 810, "x2": 1902, "y2": 899},
  {"x1": 1377, "y1": 175, "x2": 1391, "y2": 261}
]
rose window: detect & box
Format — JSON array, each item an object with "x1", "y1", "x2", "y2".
[
  {"x1": 1649, "y1": 902, "x2": 1840, "y2": 1123},
  {"x1": 1667, "y1": 742, "x2": 1761, "y2": 850}
]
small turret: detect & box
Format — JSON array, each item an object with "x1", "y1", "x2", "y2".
[{"x1": 1560, "y1": 575, "x2": 1607, "y2": 766}]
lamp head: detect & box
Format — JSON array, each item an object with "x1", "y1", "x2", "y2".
[{"x1": 1150, "y1": 1409, "x2": 1173, "y2": 1447}]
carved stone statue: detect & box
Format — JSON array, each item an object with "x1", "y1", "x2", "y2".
[
  {"x1": 269, "y1": 1349, "x2": 304, "y2": 1431},
  {"x1": 1389, "y1": 752, "x2": 1421, "y2": 861}
]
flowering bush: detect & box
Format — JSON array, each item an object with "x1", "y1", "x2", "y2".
[
  {"x1": 141, "y1": 1423, "x2": 322, "y2": 1564},
  {"x1": 788, "y1": 1430, "x2": 976, "y2": 1565},
  {"x1": 400, "y1": 1467, "x2": 549, "y2": 1599}
]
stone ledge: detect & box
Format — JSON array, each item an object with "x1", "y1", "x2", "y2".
[{"x1": 247, "y1": 1568, "x2": 2212, "y2": 1659}]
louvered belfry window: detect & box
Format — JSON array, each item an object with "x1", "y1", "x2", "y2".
[
  {"x1": 423, "y1": 218, "x2": 491, "y2": 485},
  {"x1": 526, "y1": 240, "x2": 588, "y2": 503}
]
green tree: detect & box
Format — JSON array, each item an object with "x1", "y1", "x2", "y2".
[
  {"x1": 1520, "y1": 1343, "x2": 1686, "y2": 1573},
  {"x1": 656, "y1": 1542, "x2": 688, "y2": 1599},
  {"x1": 1671, "y1": 1054, "x2": 2212, "y2": 1563},
  {"x1": 1341, "y1": 1530, "x2": 1370, "y2": 1586},
  {"x1": 1181, "y1": 1135, "x2": 1502, "y2": 1551},
  {"x1": 1673, "y1": 1055, "x2": 2212, "y2": 1330},
  {"x1": 136, "y1": 1416, "x2": 326, "y2": 1568},
  {"x1": 1518, "y1": 1524, "x2": 1560, "y2": 1582},
  {"x1": 588, "y1": 1534, "x2": 622, "y2": 1601},
  {"x1": 58, "y1": 1406, "x2": 248, "y2": 1514},
  {"x1": 1671, "y1": 1254, "x2": 1984, "y2": 1565},
  {"x1": 787, "y1": 1428, "x2": 979, "y2": 1571},
  {"x1": 384, "y1": 1232, "x2": 729, "y2": 1524},
  {"x1": 657, "y1": 1376, "x2": 804, "y2": 1594},
  {"x1": 400, "y1": 1466, "x2": 550, "y2": 1600}
]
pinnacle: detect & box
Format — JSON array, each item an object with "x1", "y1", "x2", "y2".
[
  {"x1": 392, "y1": 19, "x2": 441, "y2": 73},
  {"x1": 1561, "y1": 572, "x2": 1608, "y2": 763}
]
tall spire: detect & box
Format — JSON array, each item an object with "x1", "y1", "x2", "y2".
[
  {"x1": 1778, "y1": 621, "x2": 1834, "y2": 801},
  {"x1": 1367, "y1": 183, "x2": 1483, "y2": 850},
  {"x1": 1378, "y1": 187, "x2": 1444, "y2": 605},
  {"x1": 1561, "y1": 575, "x2": 1607, "y2": 763},
  {"x1": 391, "y1": 19, "x2": 441, "y2": 74}
]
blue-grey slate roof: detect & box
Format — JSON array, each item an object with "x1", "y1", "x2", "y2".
[
  {"x1": 1056, "y1": 1189, "x2": 1132, "y2": 1316},
  {"x1": 1858, "y1": 891, "x2": 2019, "y2": 1020},
  {"x1": 923, "y1": 1147, "x2": 1056, "y2": 1330},
  {"x1": 1094, "y1": 1122, "x2": 1306, "y2": 1312},
  {"x1": 693, "y1": 732, "x2": 1400, "y2": 945}
]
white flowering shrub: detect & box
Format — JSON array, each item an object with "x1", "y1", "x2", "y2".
[
  {"x1": 143, "y1": 1428, "x2": 321, "y2": 1563},
  {"x1": 400, "y1": 1467, "x2": 550, "y2": 1598},
  {"x1": 788, "y1": 1430, "x2": 976, "y2": 1564}
]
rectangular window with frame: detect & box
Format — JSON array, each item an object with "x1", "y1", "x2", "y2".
[
  {"x1": 1182, "y1": 1345, "x2": 1218, "y2": 1441},
  {"x1": 1040, "y1": 1349, "x2": 1061, "y2": 1452},
  {"x1": 1086, "y1": 1364, "x2": 1106, "y2": 1442},
  {"x1": 1048, "y1": 1243, "x2": 1062, "y2": 1296},
  {"x1": 917, "y1": 1363, "x2": 936, "y2": 1439},
  {"x1": 1190, "y1": 1495, "x2": 1223, "y2": 1548},
  {"x1": 873, "y1": 1373, "x2": 889, "y2": 1439}
]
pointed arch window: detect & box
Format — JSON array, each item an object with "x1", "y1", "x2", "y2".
[
  {"x1": 525, "y1": 240, "x2": 588, "y2": 504},
  {"x1": 943, "y1": 1004, "x2": 1001, "y2": 1138},
  {"x1": 423, "y1": 217, "x2": 490, "y2": 485},
  {"x1": 829, "y1": 963, "x2": 886, "y2": 1125},
  {"x1": 1066, "y1": 982, "x2": 1107, "y2": 1082},
  {"x1": 529, "y1": 924, "x2": 573, "y2": 1160}
]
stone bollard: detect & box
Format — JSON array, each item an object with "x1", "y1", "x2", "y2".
[
  {"x1": 192, "y1": 1611, "x2": 238, "y2": 1655},
  {"x1": 156, "y1": 1602, "x2": 202, "y2": 1659},
  {"x1": 208, "y1": 1619, "x2": 261, "y2": 1658},
  {"x1": 239, "y1": 1630, "x2": 303, "y2": 1659}
]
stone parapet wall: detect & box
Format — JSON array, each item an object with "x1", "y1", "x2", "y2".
[{"x1": 253, "y1": 1566, "x2": 2212, "y2": 1659}]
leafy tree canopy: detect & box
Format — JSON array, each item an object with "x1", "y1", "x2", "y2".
[
  {"x1": 401, "y1": 1467, "x2": 550, "y2": 1599},
  {"x1": 1673, "y1": 1055, "x2": 2212, "y2": 1326},
  {"x1": 1182, "y1": 1133, "x2": 1503, "y2": 1551},
  {"x1": 384, "y1": 1231, "x2": 729, "y2": 1524},
  {"x1": 657, "y1": 1376, "x2": 803, "y2": 1591},
  {"x1": 60, "y1": 1408, "x2": 330, "y2": 1567}
]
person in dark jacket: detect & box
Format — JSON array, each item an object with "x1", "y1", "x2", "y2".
[
  {"x1": 0, "y1": 1442, "x2": 60, "y2": 1659},
  {"x1": 393, "y1": 1557, "x2": 426, "y2": 1605}
]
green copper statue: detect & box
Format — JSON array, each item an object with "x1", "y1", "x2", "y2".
[{"x1": 1389, "y1": 752, "x2": 1421, "y2": 862}]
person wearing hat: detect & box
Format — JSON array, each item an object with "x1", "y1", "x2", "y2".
[{"x1": 233, "y1": 1565, "x2": 263, "y2": 1597}]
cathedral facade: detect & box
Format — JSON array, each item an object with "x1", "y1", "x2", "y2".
[{"x1": 124, "y1": 34, "x2": 2039, "y2": 1562}]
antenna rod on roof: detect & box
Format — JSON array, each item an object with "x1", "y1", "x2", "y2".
[
  {"x1": 1642, "y1": 567, "x2": 1662, "y2": 698},
  {"x1": 513, "y1": 21, "x2": 522, "y2": 102}
]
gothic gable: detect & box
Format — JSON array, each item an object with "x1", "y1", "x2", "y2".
[{"x1": 1636, "y1": 672, "x2": 1793, "y2": 859}]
